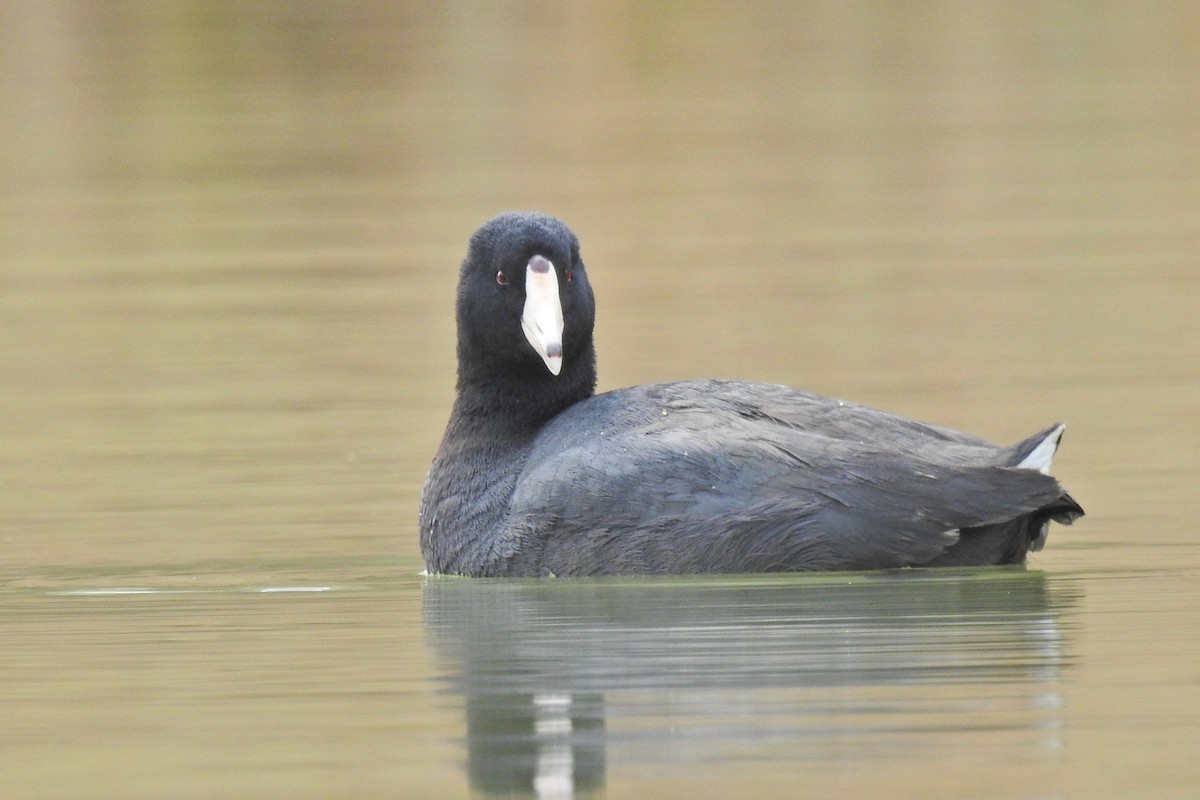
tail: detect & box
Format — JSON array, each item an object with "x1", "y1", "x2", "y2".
[{"x1": 1003, "y1": 423, "x2": 1085, "y2": 551}]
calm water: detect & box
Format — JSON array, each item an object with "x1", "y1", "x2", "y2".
[{"x1": 3, "y1": 3, "x2": 1199, "y2": 798}]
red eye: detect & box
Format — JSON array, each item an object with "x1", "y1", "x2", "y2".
[
  {"x1": 565, "y1": 269, "x2": 574, "y2": 283},
  {"x1": 495, "y1": 270, "x2": 509, "y2": 286}
]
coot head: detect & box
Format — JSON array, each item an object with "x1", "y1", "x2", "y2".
[{"x1": 453, "y1": 212, "x2": 598, "y2": 417}]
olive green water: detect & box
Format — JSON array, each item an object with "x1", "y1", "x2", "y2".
[{"x1": 2, "y1": 3, "x2": 1198, "y2": 798}]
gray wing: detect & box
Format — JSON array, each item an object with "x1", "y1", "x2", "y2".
[
  {"x1": 656, "y1": 380, "x2": 1011, "y2": 463},
  {"x1": 502, "y1": 412, "x2": 1067, "y2": 576}
]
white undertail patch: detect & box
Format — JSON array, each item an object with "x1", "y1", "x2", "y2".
[{"x1": 1017, "y1": 424, "x2": 1065, "y2": 475}]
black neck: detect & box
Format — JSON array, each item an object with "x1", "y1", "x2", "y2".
[{"x1": 452, "y1": 341, "x2": 598, "y2": 435}]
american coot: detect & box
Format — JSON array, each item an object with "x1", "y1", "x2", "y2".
[{"x1": 419, "y1": 212, "x2": 1084, "y2": 577}]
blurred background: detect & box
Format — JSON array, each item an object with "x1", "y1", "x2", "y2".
[
  {"x1": 2, "y1": 2, "x2": 1198, "y2": 798},
  {"x1": 3, "y1": 1, "x2": 1197, "y2": 570}
]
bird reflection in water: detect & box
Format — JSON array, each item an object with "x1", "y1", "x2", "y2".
[{"x1": 424, "y1": 570, "x2": 1077, "y2": 798}]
